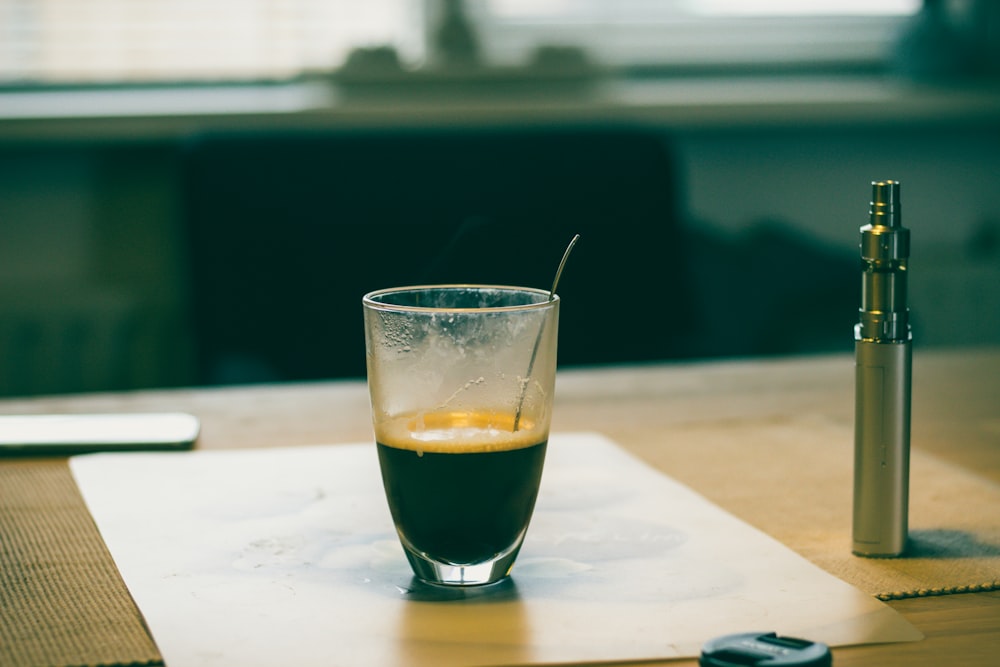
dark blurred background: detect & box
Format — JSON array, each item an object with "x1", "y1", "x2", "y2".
[{"x1": 1, "y1": 0, "x2": 998, "y2": 396}]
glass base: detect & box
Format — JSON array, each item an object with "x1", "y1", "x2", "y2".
[{"x1": 402, "y1": 540, "x2": 523, "y2": 587}]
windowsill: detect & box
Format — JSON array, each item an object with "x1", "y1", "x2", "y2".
[{"x1": 1, "y1": 73, "x2": 999, "y2": 142}]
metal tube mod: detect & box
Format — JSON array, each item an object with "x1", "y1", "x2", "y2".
[{"x1": 853, "y1": 180, "x2": 912, "y2": 557}]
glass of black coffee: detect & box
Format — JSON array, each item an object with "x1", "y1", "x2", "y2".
[{"x1": 362, "y1": 285, "x2": 559, "y2": 587}]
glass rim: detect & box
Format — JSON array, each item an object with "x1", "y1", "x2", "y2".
[{"x1": 362, "y1": 284, "x2": 558, "y2": 314}]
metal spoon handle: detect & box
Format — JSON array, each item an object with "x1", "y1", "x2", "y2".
[{"x1": 513, "y1": 234, "x2": 580, "y2": 432}]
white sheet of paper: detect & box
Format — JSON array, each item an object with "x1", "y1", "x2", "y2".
[{"x1": 70, "y1": 433, "x2": 921, "y2": 666}]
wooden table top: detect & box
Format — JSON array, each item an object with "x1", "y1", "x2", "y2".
[{"x1": 3, "y1": 346, "x2": 998, "y2": 666}]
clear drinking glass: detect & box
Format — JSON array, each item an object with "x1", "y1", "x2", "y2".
[{"x1": 363, "y1": 285, "x2": 559, "y2": 586}]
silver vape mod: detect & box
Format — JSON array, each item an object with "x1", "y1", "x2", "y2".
[{"x1": 852, "y1": 180, "x2": 912, "y2": 557}]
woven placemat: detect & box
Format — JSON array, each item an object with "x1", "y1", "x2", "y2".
[
  {"x1": 2, "y1": 418, "x2": 997, "y2": 667},
  {"x1": 642, "y1": 415, "x2": 1000, "y2": 601},
  {"x1": 0, "y1": 459, "x2": 162, "y2": 667}
]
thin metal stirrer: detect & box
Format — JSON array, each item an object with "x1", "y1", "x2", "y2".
[{"x1": 513, "y1": 234, "x2": 580, "y2": 432}]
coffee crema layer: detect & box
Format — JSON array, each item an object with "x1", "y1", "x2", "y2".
[{"x1": 375, "y1": 409, "x2": 543, "y2": 454}]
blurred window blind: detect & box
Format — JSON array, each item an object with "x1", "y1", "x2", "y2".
[
  {"x1": 478, "y1": 0, "x2": 922, "y2": 69},
  {"x1": 0, "y1": 0, "x2": 424, "y2": 83},
  {"x1": 0, "y1": 0, "x2": 919, "y2": 85}
]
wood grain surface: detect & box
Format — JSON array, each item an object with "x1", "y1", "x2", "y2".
[{"x1": 2, "y1": 347, "x2": 998, "y2": 666}]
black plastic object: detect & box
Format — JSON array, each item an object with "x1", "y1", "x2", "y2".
[{"x1": 699, "y1": 632, "x2": 832, "y2": 667}]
